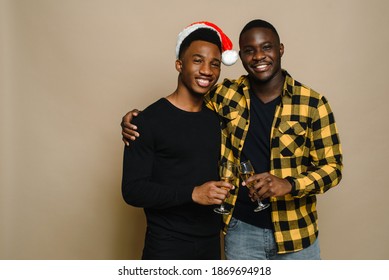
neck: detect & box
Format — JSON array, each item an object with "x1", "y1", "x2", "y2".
[
  {"x1": 249, "y1": 71, "x2": 285, "y2": 103},
  {"x1": 166, "y1": 88, "x2": 204, "y2": 112}
]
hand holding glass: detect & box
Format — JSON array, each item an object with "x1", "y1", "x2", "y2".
[
  {"x1": 239, "y1": 160, "x2": 270, "y2": 212},
  {"x1": 214, "y1": 161, "x2": 236, "y2": 215}
]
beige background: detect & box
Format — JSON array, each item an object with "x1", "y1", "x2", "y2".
[{"x1": 1, "y1": 0, "x2": 388, "y2": 260}]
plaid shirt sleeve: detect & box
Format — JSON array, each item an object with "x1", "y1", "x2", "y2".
[{"x1": 285, "y1": 94, "x2": 343, "y2": 197}]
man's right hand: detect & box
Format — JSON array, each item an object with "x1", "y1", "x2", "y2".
[
  {"x1": 192, "y1": 181, "x2": 234, "y2": 206},
  {"x1": 121, "y1": 109, "x2": 141, "y2": 146}
]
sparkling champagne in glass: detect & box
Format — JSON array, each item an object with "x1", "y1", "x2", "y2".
[
  {"x1": 239, "y1": 160, "x2": 270, "y2": 212},
  {"x1": 214, "y1": 161, "x2": 236, "y2": 215}
]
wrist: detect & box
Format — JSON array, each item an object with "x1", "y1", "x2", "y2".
[
  {"x1": 191, "y1": 186, "x2": 199, "y2": 203},
  {"x1": 285, "y1": 176, "x2": 296, "y2": 194}
]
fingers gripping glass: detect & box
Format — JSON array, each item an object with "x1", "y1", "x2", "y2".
[
  {"x1": 239, "y1": 160, "x2": 270, "y2": 212},
  {"x1": 214, "y1": 161, "x2": 236, "y2": 215}
]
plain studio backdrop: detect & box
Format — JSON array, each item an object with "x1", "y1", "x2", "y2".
[{"x1": 1, "y1": 0, "x2": 388, "y2": 260}]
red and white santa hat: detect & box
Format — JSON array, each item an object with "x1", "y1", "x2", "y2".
[{"x1": 175, "y1": 21, "x2": 238, "y2": 66}]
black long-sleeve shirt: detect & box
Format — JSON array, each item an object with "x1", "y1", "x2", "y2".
[{"x1": 122, "y1": 98, "x2": 221, "y2": 238}]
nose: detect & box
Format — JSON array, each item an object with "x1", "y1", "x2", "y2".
[
  {"x1": 199, "y1": 63, "x2": 212, "y2": 76},
  {"x1": 253, "y1": 49, "x2": 266, "y2": 61}
]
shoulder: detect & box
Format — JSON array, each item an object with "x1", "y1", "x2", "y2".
[
  {"x1": 285, "y1": 72, "x2": 327, "y2": 107},
  {"x1": 133, "y1": 98, "x2": 168, "y2": 126},
  {"x1": 142, "y1": 98, "x2": 169, "y2": 113},
  {"x1": 207, "y1": 76, "x2": 249, "y2": 106},
  {"x1": 217, "y1": 76, "x2": 248, "y2": 92},
  {"x1": 139, "y1": 98, "x2": 170, "y2": 117}
]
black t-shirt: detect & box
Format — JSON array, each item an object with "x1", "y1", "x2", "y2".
[
  {"x1": 233, "y1": 92, "x2": 281, "y2": 229},
  {"x1": 122, "y1": 98, "x2": 222, "y2": 238}
]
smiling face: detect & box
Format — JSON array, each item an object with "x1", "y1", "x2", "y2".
[
  {"x1": 239, "y1": 27, "x2": 284, "y2": 84},
  {"x1": 176, "y1": 40, "x2": 221, "y2": 96}
]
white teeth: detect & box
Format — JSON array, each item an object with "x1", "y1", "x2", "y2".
[
  {"x1": 197, "y1": 79, "x2": 210, "y2": 87},
  {"x1": 255, "y1": 65, "x2": 268, "y2": 70}
]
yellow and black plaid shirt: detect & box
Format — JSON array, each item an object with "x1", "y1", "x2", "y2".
[{"x1": 205, "y1": 70, "x2": 343, "y2": 254}]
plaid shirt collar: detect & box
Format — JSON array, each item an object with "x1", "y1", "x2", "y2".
[{"x1": 224, "y1": 70, "x2": 296, "y2": 106}]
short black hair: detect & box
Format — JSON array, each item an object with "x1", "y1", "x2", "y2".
[
  {"x1": 239, "y1": 19, "x2": 280, "y2": 43},
  {"x1": 178, "y1": 28, "x2": 222, "y2": 59}
]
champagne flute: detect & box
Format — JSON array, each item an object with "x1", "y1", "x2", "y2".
[
  {"x1": 214, "y1": 161, "x2": 236, "y2": 215},
  {"x1": 239, "y1": 160, "x2": 270, "y2": 212}
]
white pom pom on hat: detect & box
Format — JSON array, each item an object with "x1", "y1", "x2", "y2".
[{"x1": 176, "y1": 21, "x2": 238, "y2": 66}]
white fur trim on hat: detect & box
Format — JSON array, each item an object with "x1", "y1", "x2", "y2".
[
  {"x1": 222, "y1": 50, "x2": 239, "y2": 66},
  {"x1": 176, "y1": 21, "x2": 238, "y2": 66}
]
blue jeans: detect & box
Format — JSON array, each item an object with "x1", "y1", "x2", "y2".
[{"x1": 224, "y1": 217, "x2": 321, "y2": 260}]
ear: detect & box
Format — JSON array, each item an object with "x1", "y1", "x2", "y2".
[
  {"x1": 279, "y1": 43, "x2": 285, "y2": 57},
  {"x1": 175, "y1": 59, "x2": 183, "y2": 73}
]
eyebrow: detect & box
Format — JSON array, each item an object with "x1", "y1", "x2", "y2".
[
  {"x1": 192, "y1": 54, "x2": 221, "y2": 63},
  {"x1": 240, "y1": 40, "x2": 275, "y2": 50}
]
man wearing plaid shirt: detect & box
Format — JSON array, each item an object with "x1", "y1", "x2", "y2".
[
  {"x1": 204, "y1": 19, "x2": 342, "y2": 259},
  {"x1": 121, "y1": 19, "x2": 342, "y2": 259}
]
